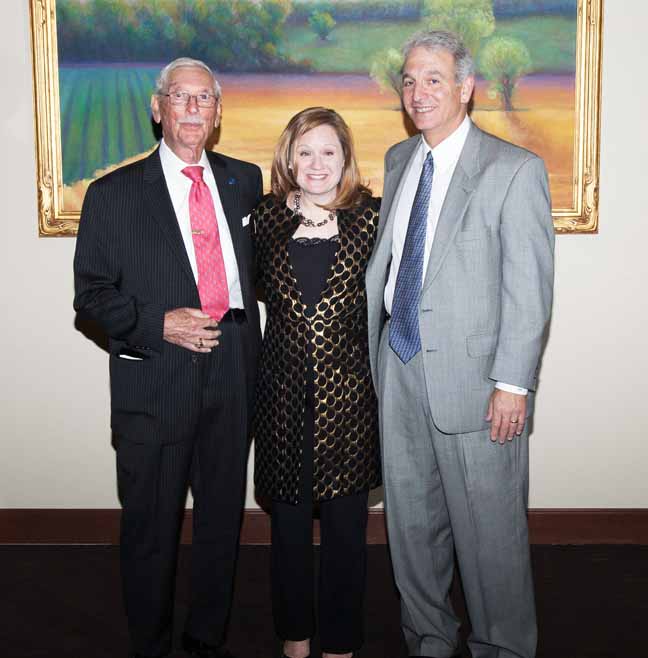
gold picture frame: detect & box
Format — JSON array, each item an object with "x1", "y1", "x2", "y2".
[{"x1": 30, "y1": 0, "x2": 603, "y2": 236}]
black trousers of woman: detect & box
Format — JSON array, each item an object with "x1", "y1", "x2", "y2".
[{"x1": 270, "y1": 385, "x2": 369, "y2": 654}]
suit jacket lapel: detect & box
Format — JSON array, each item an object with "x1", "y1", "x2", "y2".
[
  {"x1": 143, "y1": 148, "x2": 195, "y2": 284},
  {"x1": 207, "y1": 151, "x2": 255, "y2": 311},
  {"x1": 376, "y1": 138, "x2": 419, "y2": 258},
  {"x1": 366, "y1": 137, "x2": 419, "y2": 378},
  {"x1": 368, "y1": 137, "x2": 419, "y2": 296},
  {"x1": 207, "y1": 151, "x2": 243, "y2": 265},
  {"x1": 422, "y1": 123, "x2": 481, "y2": 292}
]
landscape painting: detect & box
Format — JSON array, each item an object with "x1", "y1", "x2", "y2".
[{"x1": 30, "y1": 0, "x2": 602, "y2": 235}]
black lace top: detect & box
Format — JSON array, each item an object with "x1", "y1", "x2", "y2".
[{"x1": 288, "y1": 235, "x2": 340, "y2": 308}]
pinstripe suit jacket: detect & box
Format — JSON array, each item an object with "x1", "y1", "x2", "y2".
[{"x1": 73, "y1": 147, "x2": 263, "y2": 444}]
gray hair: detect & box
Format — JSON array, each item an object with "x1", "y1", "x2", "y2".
[
  {"x1": 402, "y1": 30, "x2": 475, "y2": 84},
  {"x1": 154, "y1": 57, "x2": 222, "y2": 99}
]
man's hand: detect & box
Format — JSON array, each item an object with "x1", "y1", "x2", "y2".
[
  {"x1": 163, "y1": 308, "x2": 221, "y2": 353},
  {"x1": 486, "y1": 389, "x2": 527, "y2": 444}
]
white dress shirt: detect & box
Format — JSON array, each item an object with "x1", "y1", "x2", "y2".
[
  {"x1": 159, "y1": 139, "x2": 244, "y2": 309},
  {"x1": 384, "y1": 116, "x2": 527, "y2": 395}
]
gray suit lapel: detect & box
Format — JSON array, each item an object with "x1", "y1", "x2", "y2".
[
  {"x1": 422, "y1": 123, "x2": 481, "y2": 292},
  {"x1": 369, "y1": 137, "x2": 419, "y2": 294},
  {"x1": 367, "y1": 137, "x2": 419, "y2": 380},
  {"x1": 377, "y1": 138, "x2": 419, "y2": 249}
]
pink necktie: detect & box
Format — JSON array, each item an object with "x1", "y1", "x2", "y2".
[{"x1": 181, "y1": 165, "x2": 230, "y2": 321}]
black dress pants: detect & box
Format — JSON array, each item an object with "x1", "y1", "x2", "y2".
[
  {"x1": 116, "y1": 318, "x2": 250, "y2": 657},
  {"x1": 270, "y1": 387, "x2": 369, "y2": 654}
]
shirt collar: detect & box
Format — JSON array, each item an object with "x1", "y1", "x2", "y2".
[
  {"x1": 420, "y1": 114, "x2": 471, "y2": 173},
  {"x1": 159, "y1": 138, "x2": 210, "y2": 177}
]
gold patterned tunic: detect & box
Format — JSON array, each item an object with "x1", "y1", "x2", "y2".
[{"x1": 252, "y1": 193, "x2": 381, "y2": 504}]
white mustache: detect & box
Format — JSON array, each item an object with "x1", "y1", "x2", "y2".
[{"x1": 177, "y1": 116, "x2": 205, "y2": 125}]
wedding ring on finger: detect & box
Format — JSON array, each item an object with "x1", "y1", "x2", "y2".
[{"x1": 510, "y1": 419, "x2": 519, "y2": 423}]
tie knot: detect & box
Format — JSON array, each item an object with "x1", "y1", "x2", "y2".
[
  {"x1": 424, "y1": 151, "x2": 434, "y2": 170},
  {"x1": 182, "y1": 165, "x2": 204, "y2": 183}
]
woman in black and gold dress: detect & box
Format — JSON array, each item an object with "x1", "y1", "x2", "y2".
[{"x1": 252, "y1": 107, "x2": 381, "y2": 658}]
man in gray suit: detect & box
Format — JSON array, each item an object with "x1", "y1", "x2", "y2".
[{"x1": 366, "y1": 31, "x2": 554, "y2": 658}]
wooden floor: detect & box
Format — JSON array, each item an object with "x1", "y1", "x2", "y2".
[{"x1": 1, "y1": 544, "x2": 645, "y2": 657}]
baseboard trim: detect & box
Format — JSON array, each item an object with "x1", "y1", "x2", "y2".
[{"x1": 1, "y1": 508, "x2": 646, "y2": 545}]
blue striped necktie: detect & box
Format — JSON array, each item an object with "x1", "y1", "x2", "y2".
[{"x1": 389, "y1": 151, "x2": 434, "y2": 363}]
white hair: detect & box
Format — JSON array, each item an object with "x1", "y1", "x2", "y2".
[
  {"x1": 154, "y1": 57, "x2": 222, "y2": 99},
  {"x1": 402, "y1": 30, "x2": 475, "y2": 83}
]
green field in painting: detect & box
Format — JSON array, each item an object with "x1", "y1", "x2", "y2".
[
  {"x1": 59, "y1": 66, "x2": 159, "y2": 185},
  {"x1": 282, "y1": 16, "x2": 576, "y2": 73}
]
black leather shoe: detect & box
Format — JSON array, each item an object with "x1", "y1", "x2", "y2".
[{"x1": 182, "y1": 632, "x2": 236, "y2": 658}]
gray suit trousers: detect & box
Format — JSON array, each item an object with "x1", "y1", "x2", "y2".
[{"x1": 378, "y1": 325, "x2": 537, "y2": 658}]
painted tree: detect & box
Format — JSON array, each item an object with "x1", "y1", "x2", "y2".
[
  {"x1": 422, "y1": 0, "x2": 495, "y2": 57},
  {"x1": 56, "y1": 0, "x2": 295, "y2": 71},
  {"x1": 370, "y1": 48, "x2": 404, "y2": 97},
  {"x1": 479, "y1": 36, "x2": 532, "y2": 111},
  {"x1": 308, "y1": 10, "x2": 336, "y2": 41}
]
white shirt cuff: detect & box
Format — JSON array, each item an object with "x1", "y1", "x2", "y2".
[{"x1": 495, "y1": 381, "x2": 528, "y2": 396}]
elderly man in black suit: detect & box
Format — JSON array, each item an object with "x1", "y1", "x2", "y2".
[{"x1": 73, "y1": 57, "x2": 262, "y2": 658}]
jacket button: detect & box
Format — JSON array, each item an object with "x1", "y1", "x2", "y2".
[{"x1": 191, "y1": 355, "x2": 198, "y2": 364}]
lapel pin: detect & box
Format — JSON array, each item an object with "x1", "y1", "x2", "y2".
[{"x1": 228, "y1": 177, "x2": 237, "y2": 185}]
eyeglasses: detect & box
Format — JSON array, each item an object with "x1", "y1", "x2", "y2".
[{"x1": 162, "y1": 91, "x2": 219, "y2": 108}]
